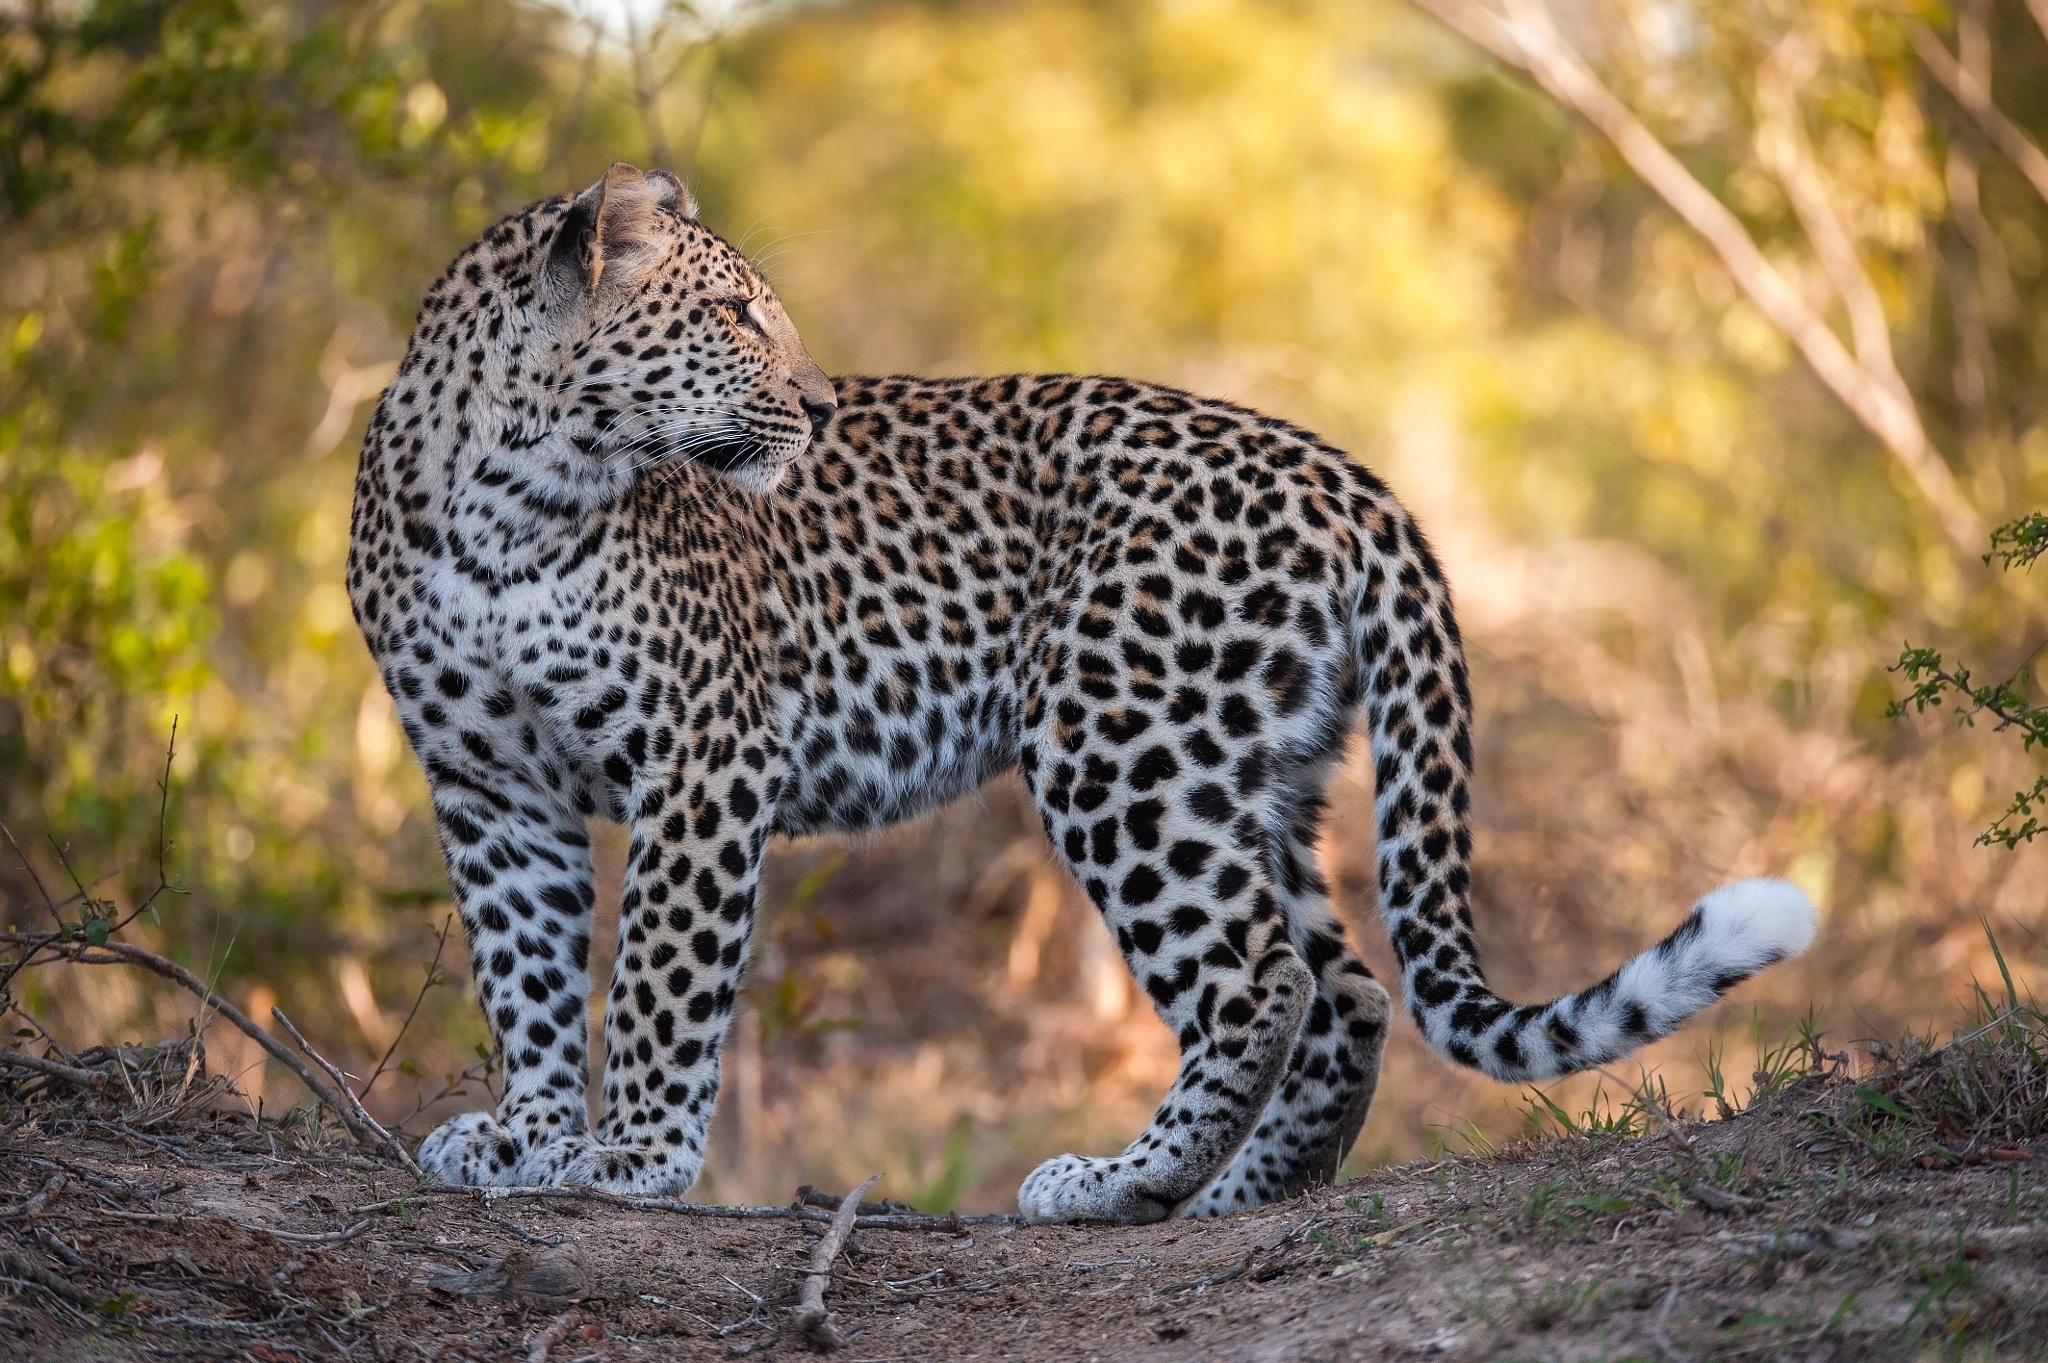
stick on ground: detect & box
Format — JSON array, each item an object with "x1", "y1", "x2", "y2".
[
  {"x1": 791, "y1": 1173, "x2": 882, "y2": 1350},
  {"x1": 0, "y1": 1050, "x2": 107, "y2": 1092},
  {"x1": 349, "y1": 1182, "x2": 1016, "y2": 1232},
  {"x1": 524, "y1": 1306, "x2": 584, "y2": 1363},
  {"x1": 0, "y1": 1174, "x2": 67, "y2": 1219}
]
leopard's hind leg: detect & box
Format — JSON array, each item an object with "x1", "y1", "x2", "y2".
[
  {"x1": 1015, "y1": 706, "x2": 1314, "y2": 1223},
  {"x1": 1183, "y1": 731, "x2": 1391, "y2": 1215},
  {"x1": 1183, "y1": 825, "x2": 1389, "y2": 1213}
]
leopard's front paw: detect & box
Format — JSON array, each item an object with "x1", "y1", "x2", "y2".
[
  {"x1": 517, "y1": 1134, "x2": 700, "y2": 1196},
  {"x1": 1017, "y1": 1153, "x2": 1176, "y2": 1224},
  {"x1": 417, "y1": 1112, "x2": 526, "y2": 1187}
]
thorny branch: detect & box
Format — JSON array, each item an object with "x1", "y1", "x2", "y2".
[{"x1": 1, "y1": 721, "x2": 424, "y2": 1167}]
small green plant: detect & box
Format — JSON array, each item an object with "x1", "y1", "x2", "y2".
[
  {"x1": 1563, "y1": 1190, "x2": 1632, "y2": 1217},
  {"x1": 1437, "y1": 1114, "x2": 1496, "y2": 1156},
  {"x1": 1892, "y1": 512, "x2": 2048, "y2": 849},
  {"x1": 1343, "y1": 1190, "x2": 1388, "y2": 1222},
  {"x1": 1517, "y1": 1177, "x2": 1631, "y2": 1239},
  {"x1": 1701, "y1": 1036, "x2": 1735, "y2": 1119},
  {"x1": 1902, "y1": 1241, "x2": 2018, "y2": 1348},
  {"x1": 1749, "y1": 1006, "x2": 1830, "y2": 1103},
  {"x1": 1521, "y1": 1176, "x2": 1568, "y2": 1228},
  {"x1": 1518, "y1": 1068, "x2": 1674, "y2": 1140},
  {"x1": 1519, "y1": 1086, "x2": 1581, "y2": 1137}
]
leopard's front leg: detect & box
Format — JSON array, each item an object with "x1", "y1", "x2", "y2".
[
  {"x1": 516, "y1": 753, "x2": 775, "y2": 1195},
  {"x1": 415, "y1": 789, "x2": 596, "y2": 1188}
]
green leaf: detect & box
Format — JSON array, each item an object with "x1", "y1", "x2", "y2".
[{"x1": 1854, "y1": 1085, "x2": 1908, "y2": 1120}]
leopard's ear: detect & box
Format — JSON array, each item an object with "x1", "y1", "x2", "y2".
[
  {"x1": 546, "y1": 162, "x2": 684, "y2": 299},
  {"x1": 644, "y1": 168, "x2": 698, "y2": 220}
]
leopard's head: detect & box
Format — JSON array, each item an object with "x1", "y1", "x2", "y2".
[{"x1": 439, "y1": 162, "x2": 835, "y2": 511}]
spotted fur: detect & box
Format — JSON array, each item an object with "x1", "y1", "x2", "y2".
[{"x1": 347, "y1": 164, "x2": 1817, "y2": 1222}]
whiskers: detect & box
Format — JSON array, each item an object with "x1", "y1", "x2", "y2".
[{"x1": 598, "y1": 402, "x2": 758, "y2": 480}]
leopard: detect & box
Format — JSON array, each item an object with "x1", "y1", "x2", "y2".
[{"x1": 346, "y1": 163, "x2": 1818, "y2": 1223}]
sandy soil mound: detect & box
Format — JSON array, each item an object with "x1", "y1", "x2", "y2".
[{"x1": 2, "y1": 1033, "x2": 2044, "y2": 1361}]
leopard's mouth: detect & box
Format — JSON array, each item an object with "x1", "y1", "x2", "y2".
[
  {"x1": 602, "y1": 413, "x2": 770, "y2": 480},
  {"x1": 686, "y1": 433, "x2": 774, "y2": 474},
  {"x1": 601, "y1": 406, "x2": 813, "y2": 492}
]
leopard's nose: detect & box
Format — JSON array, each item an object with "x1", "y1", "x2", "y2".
[{"x1": 802, "y1": 395, "x2": 837, "y2": 438}]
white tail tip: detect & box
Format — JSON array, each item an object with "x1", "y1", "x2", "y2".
[{"x1": 1693, "y1": 877, "x2": 1818, "y2": 970}]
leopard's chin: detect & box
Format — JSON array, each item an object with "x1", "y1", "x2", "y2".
[{"x1": 722, "y1": 446, "x2": 804, "y2": 495}]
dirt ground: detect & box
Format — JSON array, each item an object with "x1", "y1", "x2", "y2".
[{"x1": 2, "y1": 1049, "x2": 2046, "y2": 1363}]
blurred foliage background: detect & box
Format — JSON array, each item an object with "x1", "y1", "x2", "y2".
[{"x1": 4, "y1": 0, "x2": 2047, "y2": 1211}]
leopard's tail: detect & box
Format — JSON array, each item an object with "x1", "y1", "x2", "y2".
[{"x1": 1347, "y1": 500, "x2": 1816, "y2": 1082}]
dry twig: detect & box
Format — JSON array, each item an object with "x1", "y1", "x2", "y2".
[
  {"x1": 791, "y1": 1172, "x2": 881, "y2": 1350},
  {"x1": 271, "y1": 1005, "x2": 422, "y2": 1178},
  {"x1": 240, "y1": 1217, "x2": 375, "y2": 1244},
  {"x1": 358, "y1": 914, "x2": 455, "y2": 1101},
  {"x1": 0, "y1": 1174, "x2": 67, "y2": 1218},
  {"x1": 0, "y1": 1049, "x2": 107, "y2": 1092},
  {"x1": 2, "y1": 723, "x2": 186, "y2": 975},
  {"x1": 0, "y1": 932, "x2": 389, "y2": 1154},
  {"x1": 0, "y1": 725, "x2": 419, "y2": 1161},
  {"x1": 524, "y1": 1306, "x2": 584, "y2": 1363},
  {"x1": 354, "y1": 1182, "x2": 1017, "y2": 1231}
]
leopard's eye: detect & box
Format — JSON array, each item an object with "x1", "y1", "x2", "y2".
[{"x1": 724, "y1": 296, "x2": 767, "y2": 337}]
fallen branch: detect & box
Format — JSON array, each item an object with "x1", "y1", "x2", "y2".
[
  {"x1": 0, "y1": 1250, "x2": 100, "y2": 1308},
  {"x1": 524, "y1": 1306, "x2": 584, "y2": 1363},
  {"x1": 791, "y1": 1172, "x2": 882, "y2": 1350},
  {"x1": 1685, "y1": 1182, "x2": 1761, "y2": 1214},
  {"x1": 0, "y1": 1050, "x2": 108, "y2": 1092},
  {"x1": 0, "y1": 1174, "x2": 67, "y2": 1218},
  {"x1": 0, "y1": 933, "x2": 392, "y2": 1159},
  {"x1": 271, "y1": 1006, "x2": 423, "y2": 1179},
  {"x1": 352, "y1": 1181, "x2": 1017, "y2": 1231}
]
